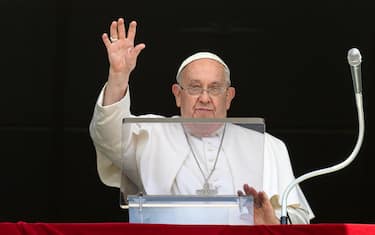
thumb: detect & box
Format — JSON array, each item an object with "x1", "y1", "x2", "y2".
[{"x1": 131, "y1": 43, "x2": 146, "y2": 57}]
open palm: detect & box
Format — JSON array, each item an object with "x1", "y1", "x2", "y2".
[{"x1": 102, "y1": 18, "x2": 145, "y2": 76}]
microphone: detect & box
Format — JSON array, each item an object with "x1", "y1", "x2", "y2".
[
  {"x1": 279, "y1": 48, "x2": 365, "y2": 224},
  {"x1": 347, "y1": 48, "x2": 362, "y2": 94}
]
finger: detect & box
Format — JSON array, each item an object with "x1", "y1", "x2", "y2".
[
  {"x1": 127, "y1": 21, "x2": 137, "y2": 43},
  {"x1": 117, "y1": 18, "x2": 126, "y2": 40},
  {"x1": 259, "y1": 191, "x2": 269, "y2": 200},
  {"x1": 102, "y1": 33, "x2": 111, "y2": 48},
  {"x1": 237, "y1": 189, "x2": 253, "y2": 216},
  {"x1": 110, "y1": 20, "x2": 118, "y2": 40},
  {"x1": 243, "y1": 184, "x2": 261, "y2": 207},
  {"x1": 131, "y1": 43, "x2": 146, "y2": 57},
  {"x1": 243, "y1": 184, "x2": 257, "y2": 197},
  {"x1": 258, "y1": 191, "x2": 270, "y2": 206}
]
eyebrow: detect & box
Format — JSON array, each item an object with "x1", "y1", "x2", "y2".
[
  {"x1": 188, "y1": 80, "x2": 202, "y2": 84},
  {"x1": 188, "y1": 80, "x2": 223, "y2": 86}
]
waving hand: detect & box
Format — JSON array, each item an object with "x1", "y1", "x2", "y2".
[{"x1": 102, "y1": 18, "x2": 145, "y2": 105}]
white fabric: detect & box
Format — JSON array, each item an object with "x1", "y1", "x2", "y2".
[
  {"x1": 172, "y1": 132, "x2": 235, "y2": 195},
  {"x1": 89, "y1": 85, "x2": 315, "y2": 223},
  {"x1": 176, "y1": 52, "x2": 230, "y2": 83}
]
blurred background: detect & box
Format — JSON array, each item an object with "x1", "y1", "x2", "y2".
[{"x1": 0, "y1": 0, "x2": 373, "y2": 223}]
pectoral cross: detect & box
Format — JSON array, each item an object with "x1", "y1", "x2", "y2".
[{"x1": 196, "y1": 182, "x2": 218, "y2": 196}]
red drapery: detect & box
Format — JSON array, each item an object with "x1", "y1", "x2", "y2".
[{"x1": 1, "y1": 222, "x2": 374, "y2": 235}]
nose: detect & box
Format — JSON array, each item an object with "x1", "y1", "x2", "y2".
[{"x1": 198, "y1": 90, "x2": 211, "y2": 103}]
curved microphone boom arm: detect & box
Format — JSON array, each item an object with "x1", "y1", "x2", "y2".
[{"x1": 280, "y1": 48, "x2": 365, "y2": 224}]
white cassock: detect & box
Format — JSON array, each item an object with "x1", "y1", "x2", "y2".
[{"x1": 89, "y1": 85, "x2": 315, "y2": 224}]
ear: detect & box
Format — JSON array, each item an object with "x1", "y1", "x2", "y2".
[
  {"x1": 172, "y1": 84, "x2": 182, "y2": 107},
  {"x1": 225, "y1": 87, "x2": 236, "y2": 110}
]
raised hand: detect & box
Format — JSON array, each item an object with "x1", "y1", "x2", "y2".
[
  {"x1": 102, "y1": 18, "x2": 146, "y2": 105},
  {"x1": 238, "y1": 184, "x2": 279, "y2": 225}
]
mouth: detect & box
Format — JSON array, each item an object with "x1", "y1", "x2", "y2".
[
  {"x1": 195, "y1": 108, "x2": 213, "y2": 112},
  {"x1": 193, "y1": 108, "x2": 214, "y2": 117}
]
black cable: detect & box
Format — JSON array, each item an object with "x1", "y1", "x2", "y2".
[{"x1": 287, "y1": 211, "x2": 293, "y2": 224}]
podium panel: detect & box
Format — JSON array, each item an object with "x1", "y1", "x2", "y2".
[
  {"x1": 126, "y1": 195, "x2": 253, "y2": 225},
  {"x1": 120, "y1": 117, "x2": 265, "y2": 225}
]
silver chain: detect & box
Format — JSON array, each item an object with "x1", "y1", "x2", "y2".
[{"x1": 182, "y1": 123, "x2": 227, "y2": 186}]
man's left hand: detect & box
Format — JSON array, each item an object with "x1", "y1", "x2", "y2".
[{"x1": 238, "y1": 184, "x2": 279, "y2": 225}]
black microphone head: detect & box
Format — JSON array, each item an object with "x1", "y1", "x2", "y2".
[{"x1": 347, "y1": 48, "x2": 362, "y2": 66}]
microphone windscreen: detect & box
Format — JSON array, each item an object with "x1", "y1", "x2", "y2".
[{"x1": 347, "y1": 48, "x2": 362, "y2": 66}]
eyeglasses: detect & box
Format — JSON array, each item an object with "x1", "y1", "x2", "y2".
[{"x1": 179, "y1": 85, "x2": 228, "y2": 96}]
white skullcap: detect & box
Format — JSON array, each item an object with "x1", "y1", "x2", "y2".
[{"x1": 176, "y1": 52, "x2": 231, "y2": 85}]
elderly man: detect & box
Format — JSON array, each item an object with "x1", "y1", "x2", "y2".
[{"x1": 90, "y1": 18, "x2": 314, "y2": 224}]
